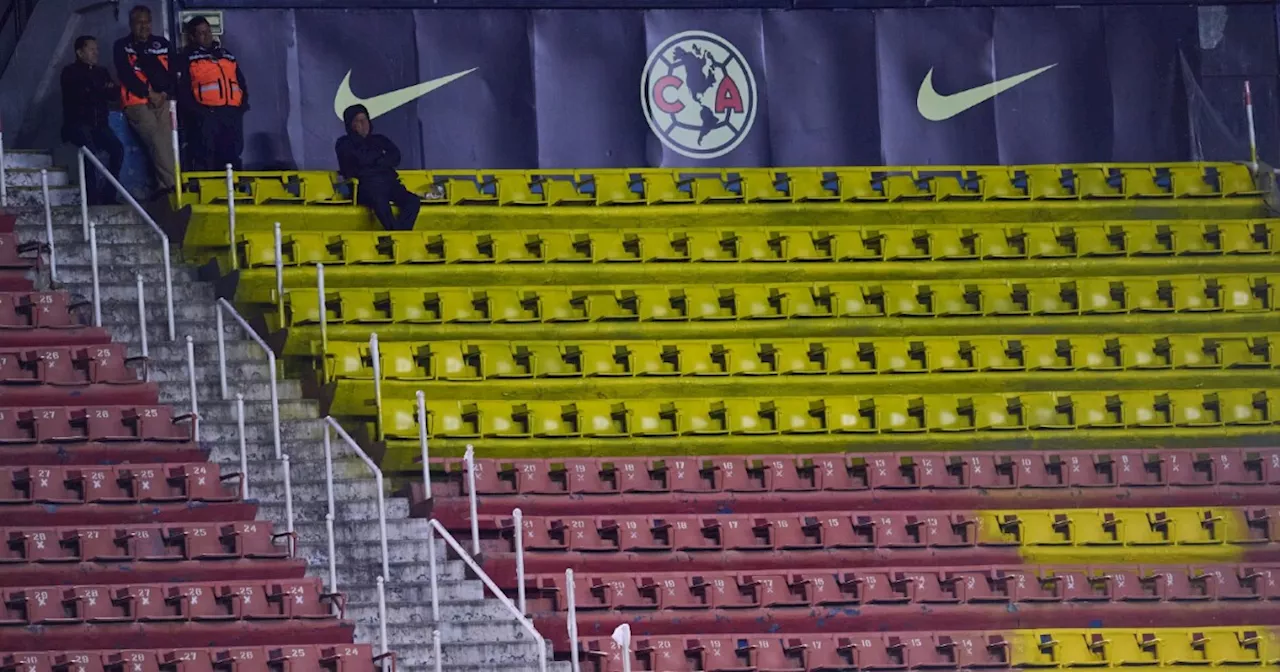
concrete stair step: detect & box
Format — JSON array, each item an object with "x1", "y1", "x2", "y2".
[
  {"x1": 141, "y1": 340, "x2": 269, "y2": 364},
  {"x1": 146, "y1": 361, "x2": 282, "y2": 385},
  {"x1": 6, "y1": 185, "x2": 81, "y2": 207},
  {"x1": 292, "y1": 517, "x2": 432, "y2": 545},
  {"x1": 347, "y1": 606, "x2": 530, "y2": 642},
  {"x1": 356, "y1": 637, "x2": 548, "y2": 669},
  {"x1": 5, "y1": 168, "x2": 71, "y2": 188},
  {"x1": 56, "y1": 264, "x2": 200, "y2": 286},
  {"x1": 217, "y1": 456, "x2": 372, "y2": 481},
  {"x1": 265, "y1": 497, "x2": 411, "y2": 524},
  {"x1": 57, "y1": 243, "x2": 171, "y2": 267},
  {"x1": 96, "y1": 299, "x2": 219, "y2": 326},
  {"x1": 200, "y1": 419, "x2": 323, "y2": 443},
  {"x1": 319, "y1": 559, "x2": 468, "y2": 585},
  {"x1": 342, "y1": 580, "x2": 485, "y2": 605},
  {"x1": 179, "y1": 397, "x2": 318, "y2": 423},
  {"x1": 157, "y1": 379, "x2": 305, "y2": 404},
  {"x1": 4, "y1": 151, "x2": 55, "y2": 170},
  {"x1": 295, "y1": 536, "x2": 432, "y2": 564},
  {"x1": 88, "y1": 282, "x2": 214, "y2": 304},
  {"x1": 24, "y1": 223, "x2": 172, "y2": 246}
]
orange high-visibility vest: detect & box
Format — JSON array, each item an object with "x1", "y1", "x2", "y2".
[
  {"x1": 188, "y1": 51, "x2": 243, "y2": 107},
  {"x1": 120, "y1": 42, "x2": 169, "y2": 107}
]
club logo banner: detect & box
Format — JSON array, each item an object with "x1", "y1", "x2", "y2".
[{"x1": 203, "y1": 5, "x2": 1277, "y2": 170}]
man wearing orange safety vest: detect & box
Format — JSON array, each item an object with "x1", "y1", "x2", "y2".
[
  {"x1": 112, "y1": 4, "x2": 177, "y2": 196},
  {"x1": 180, "y1": 15, "x2": 247, "y2": 171}
]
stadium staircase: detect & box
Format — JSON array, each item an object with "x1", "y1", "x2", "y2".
[{"x1": 1, "y1": 148, "x2": 559, "y2": 672}]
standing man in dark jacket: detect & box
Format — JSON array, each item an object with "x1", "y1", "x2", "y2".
[
  {"x1": 181, "y1": 15, "x2": 247, "y2": 171},
  {"x1": 335, "y1": 104, "x2": 419, "y2": 231},
  {"x1": 61, "y1": 35, "x2": 124, "y2": 205},
  {"x1": 114, "y1": 4, "x2": 176, "y2": 195}
]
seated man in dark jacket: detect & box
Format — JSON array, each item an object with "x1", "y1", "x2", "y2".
[
  {"x1": 61, "y1": 35, "x2": 124, "y2": 205},
  {"x1": 335, "y1": 104, "x2": 420, "y2": 231}
]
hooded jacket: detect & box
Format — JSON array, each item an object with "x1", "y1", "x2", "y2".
[{"x1": 334, "y1": 104, "x2": 402, "y2": 185}]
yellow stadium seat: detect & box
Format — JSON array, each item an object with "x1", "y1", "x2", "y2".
[
  {"x1": 736, "y1": 170, "x2": 792, "y2": 203},
  {"x1": 429, "y1": 400, "x2": 479, "y2": 437},
  {"x1": 334, "y1": 232, "x2": 388, "y2": 264},
  {"x1": 284, "y1": 232, "x2": 332, "y2": 265},
  {"x1": 338, "y1": 290, "x2": 383, "y2": 323},
  {"x1": 1073, "y1": 166, "x2": 1124, "y2": 199},
  {"x1": 816, "y1": 342, "x2": 869, "y2": 374},
  {"x1": 671, "y1": 342, "x2": 718, "y2": 376},
  {"x1": 475, "y1": 343, "x2": 530, "y2": 378},
  {"x1": 1219, "y1": 336, "x2": 1272, "y2": 368},
  {"x1": 967, "y1": 225, "x2": 1020, "y2": 259},
  {"x1": 535, "y1": 289, "x2": 589, "y2": 322},
  {"x1": 925, "y1": 284, "x2": 981, "y2": 316},
  {"x1": 771, "y1": 286, "x2": 827, "y2": 318},
  {"x1": 625, "y1": 342, "x2": 677, "y2": 376},
  {"x1": 626, "y1": 231, "x2": 684, "y2": 262},
  {"x1": 788, "y1": 169, "x2": 840, "y2": 202},
  {"x1": 761, "y1": 341, "x2": 819, "y2": 375},
  {"x1": 820, "y1": 230, "x2": 878, "y2": 261},
  {"x1": 876, "y1": 396, "x2": 926, "y2": 432},
  {"x1": 621, "y1": 288, "x2": 681, "y2": 321},
  {"x1": 819, "y1": 397, "x2": 871, "y2": 432},
  {"x1": 878, "y1": 283, "x2": 924, "y2": 317},
  {"x1": 479, "y1": 289, "x2": 537, "y2": 322},
  {"x1": 711, "y1": 399, "x2": 766, "y2": 434},
  {"x1": 1072, "y1": 393, "x2": 1122, "y2": 428},
  {"x1": 624, "y1": 400, "x2": 678, "y2": 436},
  {"x1": 1014, "y1": 227, "x2": 1071, "y2": 258},
  {"x1": 1124, "y1": 279, "x2": 1171, "y2": 312},
  {"x1": 1169, "y1": 165, "x2": 1219, "y2": 197},
  {"x1": 1071, "y1": 336, "x2": 1119, "y2": 370},
  {"x1": 726, "y1": 229, "x2": 777, "y2": 262},
  {"x1": 568, "y1": 401, "x2": 627, "y2": 437},
  {"x1": 385, "y1": 232, "x2": 438, "y2": 264},
  {"x1": 1021, "y1": 281, "x2": 1075, "y2": 315},
  {"x1": 771, "y1": 231, "x2": 829, "y2": 261},
  {"x1": 446, "y1": 174, "x2": 499, "y2": 205},
  {"x1": 976, "y1": 281, "x2": 1027, "y2": 315},
  {"x1": 285, "y1": 292, "x2": 323, "y2": 326},
  {"x1": 578, "y1": 293, "x2": 631, "y2": 322},
  {"x1": 1075, "y1": 279, "x2": 1125, "y2": 314},
  {"x1": 585, "y1": 171, "x2": 644, "y2": 205},
  {"x1": 868, "y1": 340, "x2": 917, "y2": 374},
  {"x1": 237, "y1": 232, "x2": 277, "y2": 268},
  {"x1": 1167, "y1": 391, "x2": 1218, "y2": 426},
  {"x1": 424, "y1": 342, "x2": 477, "y2": 380},
  {"x1": 928, "y1": 339, "x2": 974, "y2": 372},
  {"x1": 1017, "y1": 337, "x2": 1070, "y2": 371},
  {"x1": 379, "y1": 342, "x2": 428, "y2": 380},
  {"x1": 1121, "y1": 223, "x2": 1172, "y2": 255},
  {"x1": 510, "y1": 402, "x2": 571, "y2": 437},
  {"x1": 380, "y1": 398, "x2": 419, "y2": 439},
  {"x1": 540, "y1": 175, "x2": 595, "y2": 206},
  {"x1": 466, "y1": 401, "x2": 522, "y2": 437},
  {"x1": 1217, "y1": 390, "x2": 1270, "y2": 425},
  {"x1": 1064, "y1": 223, "x2": 1123, "y2": 256},
  {"x1": 1115, "y1": 336, "x2": 1165, "y2": 369},
  {"x1": 1123, "y1": 166, "x2": 1173, "y2": 199},
  {"x1": 833, "y1": 169, "x2": 886, "y2": 201},
  {"x1": 730, "y1": 286, "x2": 778, "y2": 319},
  {"x1": 766, "y1": 398, "x2": 825, "y2": 433},
  {"x1": 1021, "y1": 393, "x2": 1072, "y2": 429},
  {"x1": 968, "y1": 338, "x2": 1018, "y2": 371},
  {"x1": 686, "y1": 175, "x2": 742, "y2": 204},
  {"x1": 566, "y1": 343, "x2": 625, "y2": 377},
  {"x1": 932, "y1": 173, "x2": 982, "y2": 201},
  {"x1": 1119, "y1": 392, "x2": 1170, "y2": 427},
  {"x1": 1024, "y1": 167, "x2": 1073, "y2": 200},
  {"x1": 478, "y1": 232, "x2": 540, "y2": 263},
  {"x1": 969, "y1": 395, "x2": 1021, "y2": 430},
  {"x1": 1217, "y1": 164, "x2": 1263, "y2": 197},
  {"x1": 673, "y1": 230, "x2": 730, "y2": 262},
  {"x1": 883, "y1": 174, "x2": 933, "y2": 201},
  {"x1": 324, "y1": 341, "x2": 368, "y2": 380},
  {"x1": 536, "y1": 231, "x2": 586, "y2": 263},
  {"x1": 379, "y1": 289, "x2": 437, "y2": 323},
  {"x1": 977, "y1": 167, "x2": 1029, "y2": 200},
  {"x1": 642, "y1": 172, "x2": 695, "y2": 205},
  {"x1": 926, "y1": 228, "x2": 978, "y2": 260},
  {"x1": 674, "y1": 287, "x2": 728, "y2": 320},
  {"x1": 869, "y1": 228, "x2": 929, "y2": 260},
  {"x1": 524, "y1": 344, "x2": 573, "y2": 377}
]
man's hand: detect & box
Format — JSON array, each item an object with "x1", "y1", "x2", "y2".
[{"x1": 148, "y1": 90, "x2": 167, "y2": 107}]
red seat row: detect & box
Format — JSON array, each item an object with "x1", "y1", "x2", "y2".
[
  {"x1": 581, "y1": 631, "x2": 1014, "y2": 672},
  {"x1": 0, "y1": 406, "x2": 191, "y2": 444},
  {"x1": 0, "y1": 577, "x2": 339, "y2": 625},
  {"x1": 2, "y1": 645, "x2": 379, "y2": 672},
  {"x1": 534, "y1": 563, "x2": 1280, "y2": 611},
  {"x1": 0, "y1": 344, "x2": 142, "y2": 385},
  {"x1": 0, "y1": 292, "x2": 91, "y2": 330},
  {"x1": 439, "y1": 448, "x2": 1280, "y2": 496},
  {"x1": 2, "y1": 520, "x2": 289, "y2": 565},
  {"x1": 0, "y1": 463, "x2": 239, "y2": 506}
]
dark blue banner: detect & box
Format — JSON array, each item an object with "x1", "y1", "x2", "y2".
[{"x1": 189, "y1": 4, "x2": 1279, "y2": 169}]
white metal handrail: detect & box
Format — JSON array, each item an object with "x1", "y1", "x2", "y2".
[
  {"x1": 235, "y1": 393, "x2": 249, "y2": 500},
  {"x1": 566, "y1": 569, "x2": 581, "y2": 672},
  {"x1": 88, "y1": 221, "x2": 100, "y2": 325},
  {"x1": 226, "y1": 164, "x2": 237, "y2": 270},
  {"x1": 79, "y1": 147, "x2": 176, "y2": 340},
  {"x1": 273, "y1": 222, "x2": 284, "y2": 322},
  {"x1": 185, "y1": 335, "x2": 200, "y2": 444},
  {"x1": 464, "y1": 446, "x2": 480, "y2": 555},
  {"x1": 426, "y1": 518, "x2": 548, "y2": 672},
  {"x1": 215, "y1": 298, "x2": 282, "y2": 460},
  {"x1": 324, "y1": 415, "x2": 390, "y2": 655},
  {"x1": 417, "y1": 390, "x2": 430, "y2": 505},
  {"x1": 370, "y1": 333, "x2": 383, "y2": 440},
  {"x1": 135, "y1": 274, "x2": 149, "y2": 379},
  {"x1": 41, "y1": 169, "x2": 56, "y2": 284}
]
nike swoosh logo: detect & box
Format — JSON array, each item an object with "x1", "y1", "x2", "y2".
[
  {"x1": 333, "y1": 67, "x2": 478, "y2": 121},
  {"x1": 916, "y1": 64, "x2": 1057, "y2": 121}
]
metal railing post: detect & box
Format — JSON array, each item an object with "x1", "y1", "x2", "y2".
[
  {"x1": 317, "y1": 263, "x2": 327, "y2": 355},
  {"x1": 136, "y1": 274, "x2": 149, "y2": 378},
  {"x1": 325, "y1": 513, "x2": 337, "y2": 593},
  {"x1": 41, "y1": 169, "x2": 56, "y2": 284},
  {"x1": 169, "y1": 101, "x2": 182, "y2": 195},
  {"x1": 77, "y1": 150, "x2": 89, "y2": 240},
  {"x1": 185, "y1": 335, "x2": 199, "y2": 444},
  {"x1": 432, "y1": 630, "x2": 443, "y2": 672},
  {"x1": 464, "y1": 445, "x2": 480, "y2": 556},
  {"x1": 282, "y1": 454, "x2": 294, "y2": 533},
  {"x1": 273, "y1": 222, "x2": 284, "y2": 322},
  {"x1": 417, "y1": 390, "x2": 430, "y2": 504},
  {"x1": 514, "y1": 507, "x2": 526, "y2": 615},
  {"x1": 370, "y1": 332, "x2": 382, "y2": 440},
  {"x1": 215, "y1": 300, "x2": 281, "y2": 460},
  {"x1": 216, "y1": 304, "x2": 228, "y2": 399},
  {"x1": 428, "y1": 522, "x2": 439, "y2": 621},
  {"x1": 236, "y1": 393, "x2": 248, "y2": 499},
  {"x1": 79, "y1": 148, "x2": 174, "y2": 338},
  {"x1": 226, "y1": 164, "x2": 238, "y2": 269},
  {"x1": 88, "y1": 221, "x2": 101, "y2": 326},
  {"x1": 376, "y1": 576, "x2": 388, "y2": 655},
  {"x1": 566, "y1": 569, "x2": 580, "y2": 672}
]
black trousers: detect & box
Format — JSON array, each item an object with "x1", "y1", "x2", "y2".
[
  {"x1": 358, "y1": 180, "x2": 420, "y2": 231},
  {"x1": 65, "y1": 125, "x2": 124, "y2": 205},
  {"x1": 194, "y1": 106, "x2": 244, "y2": 172}
]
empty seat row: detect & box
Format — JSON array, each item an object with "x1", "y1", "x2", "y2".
[
  {"x1": 244, "y1": 220, "x2": 1280, "y2": 267},
  {"x1": 537, "y1": 563, "x2": 1280, "y2": 611},
  {"x1": 490, "y1": 506, "x2": 1272, "y2": 553},
  {"x1": 0, "y1": 405, "x2": 191, "y2": 444},
  {"x1": 288, "y1": 276, "x2": 1278, "y2": 325},
  {"x1": 439, "y1": 448, "x2": 1280, "y2": 496},
  {"x1": 184, "y1": 163, "x2": 1263, "y2": 209},
  {"x1": 579, "y1": 627, "x2": 1277, "y2": 672},
  {"x1": 2, "y1": 520, "x2": 288, "y2": 564},
  {"x1": 324, "y1": 334, "x2": 1277, "y2": 381},
  {"x1": 0, "y1": 344, "x2": 141, "y2": 385},
  {"x1": 0, "y1": 233, "x2": 39, "y2": 269},
  {"x1": 3, "y1": 645, "x2": 377, "y2": 672},
  {"x1": 384, "y1": 389, "x2": 1277, "y2": 438},
  {"x1": 0, "y1": 578, "x2": 337, "y2": 625},
  {"x1": 0, "y1": 463, "x2": 238, "y2": 506},
  {"x1": 0, "y1": 292, "x2": 90, "y2": 330}
]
